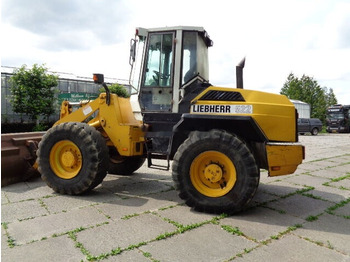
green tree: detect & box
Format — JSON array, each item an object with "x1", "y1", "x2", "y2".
[
  {"x1": 324, "y1": 87, "x2": 338, "y2": 107},
  {"x1": 9, "y1": 64, "x2": 58, "y2": 126},
  {"x1": 99, "y1": 83, "x2": 130, "y2": 98},
  {"x1": 280, "y1": 73, "x2": 337, "y2": 124}
]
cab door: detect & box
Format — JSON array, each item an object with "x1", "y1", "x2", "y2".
[{"x1": 139, "y1": 32, "x2": 175, "y2": 112}]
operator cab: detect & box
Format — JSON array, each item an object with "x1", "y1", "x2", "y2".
[
  {"x1": 129, "y1": 26, "x2": 213, "y2": 167},
  {"x1": 130, "y1": 26, "x2": 213, "y2": 114}
]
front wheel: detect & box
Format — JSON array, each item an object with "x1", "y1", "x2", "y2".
[
  {"x1": 172, "y1": 130, "x2": 260, "y2": 214},
  {"x1": 37, "y1": 122, "x2": 109, "y2": 195}
]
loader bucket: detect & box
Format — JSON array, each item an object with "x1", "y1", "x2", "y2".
[{"x1": 1, "y1": 132, "x2": 44, "y2": 187}]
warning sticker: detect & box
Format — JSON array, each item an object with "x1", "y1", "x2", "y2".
[
  {"x1": 191, "y1": 104, "x2": 253, "y2": 114},
  {"x1": 83, "y1": 105, "x2": 93, "y2": 115}
]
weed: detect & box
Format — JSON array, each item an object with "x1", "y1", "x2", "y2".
[
  {"x1": 278, "y1": 185, "x2": 314, "y2": 200},
  {"x1": 38, "y1": 198, "x2": 50, "y2": 213},
  {"x1": 2, "y1": 222, "x2": 16, "y2": 248},
  {"x1": 155, "y1": 231, "x2": 176, "y2": 240},
  {"x1": 7, "y1": 236, "x2": 15, "y2": 248},
  {"x1": 323, "y1": 174, "x2": 350, "y2": 187},
  {"x1": 127, "y1": 241, "x2": 147, "y2": 250},
  {"x1": 2, "y1": 222, "x2": 9, "y2": 230},
  {"x1": 41, "y1": 195, "x2": 55, "y2": 199},
  {"x1": 326, "y1": 198, "x2": 350, "y2": 214},
  {"x1": 122, "y1": 211, "x2": 150, "y2": 220},
  {"x1": 269, "y1": 224, "x2": 302, "y2": 240},
  {"x1": 143, "y1": 252, "x2": 152, "y2": 258},
  {"x1": 221, "y1": 225, "x2": 244, "y2": 236},
  {"x1": 306, "y1": 215, "x2": 319, "y2": 222},
  {"x1": 158, "y1": 204, "x2": 179, "y2": 211},
  {"x1": 301, "y1": 193, "x2": 324, "y2": 200},
  {"x1": 111, "y1": 248, "x2": 122, "y2": 255},
  {"x1": 326, "y1": 240, "x2": 334, "y2": 249}
]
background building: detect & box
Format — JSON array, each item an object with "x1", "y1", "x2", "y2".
[{"x1": 290, "y1": 99, "x2": 310, "y2": 119}]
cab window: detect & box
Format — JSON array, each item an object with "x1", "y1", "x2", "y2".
[
  {"x1": 143, "y1": 33, "x2": 173, "y2": 87},
  {"x1": 181, "y1": 31, "x2": 210, "y2": 85}
]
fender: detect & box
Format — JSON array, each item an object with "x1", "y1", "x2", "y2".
[{"x1": 169, "y1": 113, "x2": 268, "y2": 159}]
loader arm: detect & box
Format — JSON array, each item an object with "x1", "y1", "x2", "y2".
[{"x1": 55, "y1": 97, "x2": 101, "y2": 126}]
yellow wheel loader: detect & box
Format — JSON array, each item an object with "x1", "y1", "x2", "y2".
[{"x1": 34, "y1": 26, "x2": 304, "y2": 214}]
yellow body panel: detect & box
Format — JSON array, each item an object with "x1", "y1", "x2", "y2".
[
  {"x1": 98, "y1": 95, "x2": 144, "y2": 156},
  {"x1": 266, "y1": 144, "x2": 304, "y2": 176},
  {"x1": 55, "y1": 94, "x2": 144, "y2": 157},
  {"x1": 191, "y1": 86, "x2": 297, "y2": 142},
  {"x1": 190, "y1": 86, "x2": 304, "y2": 176}
]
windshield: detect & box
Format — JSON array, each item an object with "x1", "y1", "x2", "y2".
[{"x1": 327, "y1": 113, "x2": 344, "y2": 120}]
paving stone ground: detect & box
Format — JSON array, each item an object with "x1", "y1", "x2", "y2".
[{"x1": 2, "y1": 133, "x2": 350, "y2": 262}]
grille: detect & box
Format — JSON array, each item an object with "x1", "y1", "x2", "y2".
[{"x1": 199, "y1": 90, "x2": 245, "y2": 101}]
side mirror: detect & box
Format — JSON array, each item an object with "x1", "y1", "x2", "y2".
[
  {"x1": 93, "y1": 73, "x2": 104, "y2": 84},
  {"x1": 93, "y1": 73, "x2": 110, "y2": 106},
  {"x1": 129, "y1": 39, "x2": 136, "y2": 66}
]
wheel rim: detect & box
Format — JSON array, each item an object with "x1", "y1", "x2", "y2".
[
  {"x1": 50, "y1": 140, "x2": 82, "y2": 179},
  {"x1": 190, "y1": 151, "x2": 236, "y2": 197}
]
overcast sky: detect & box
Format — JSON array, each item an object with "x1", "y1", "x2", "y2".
[{"x1": 2, "y1": 0, "x2": 350, "y2": 104}]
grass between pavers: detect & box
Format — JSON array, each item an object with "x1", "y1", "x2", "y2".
[
  {"x1": 325, "y1": 198, "x2": 350, "y2": 219},
  {"x1": 3, "y1": 196, "x2": 349, "y2": 261},
  {"x1": 256, "y1": 185, "x2": 316, "y2": 213},
  {"x1": 65, "y1": 210, "x2": 228, "y2": 261},
  {"x1": 221, "y1": 224, "x2": 303, "y2": 261},
  {"x1": 71, "y1": 196, "x2": 347, "y2": 261},
  {"x1": 3, "y1": 153, "x2": 349, "y2": 260},
  {"x1": 1, "y1": 194, "x2": 56, "y2": 223},
  {"x1": 295, "y1": 204, "x2": 350, "y2": 256},
  {"x1": 301, "y1": 237, "x2": 336, "y2": 250},
  {"x1": 224, "y1": 199, "x2": 350, "y2": 261},
  {"x1": 221, "y1": 181, "x2": 349, "y2": 260},
  {"x1": 307, "y1": 154, "x2": 350, "y2": 164},
  {"x1": 2, "y1": 222, "x2": 15, "y2": 248},
  {"x1": 2, "y1": 184, "x2": 343, "y2": 260},
  {"x1": 323, "y1": 174, "x2": 350, "y2": 189}
]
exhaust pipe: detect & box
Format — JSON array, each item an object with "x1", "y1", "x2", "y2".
[{"x1": 236, "y1": 57, "x2": 245, "y2": 89}]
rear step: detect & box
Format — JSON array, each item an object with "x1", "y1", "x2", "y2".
[{"x1": 147, "y1": 152, "x2": 170, "y2": 171}]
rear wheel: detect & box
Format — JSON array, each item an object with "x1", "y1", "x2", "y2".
[
  {"x1": 172, "y1": 130, "x2": 260, "y2": 214},
  {"x1": 311, "y1": 128, "x2": 319, "y2": 135},
  {"x1": 37, "y1": 122, "x2": 108, "y2": 195}
]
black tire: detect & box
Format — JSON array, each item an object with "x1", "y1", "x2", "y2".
[
  {"x1": 37, "y1": 122, "x2": 108, "y2": 195},
  {"x1": 172, "y1": 129, "x2": 260, "y2": 214},
  {"x1": 311, "y1": 128, "x2": 318, "y2": 135},
  {"x1": 108, "y1": 147, "x2": 145, "y2": 175}
]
